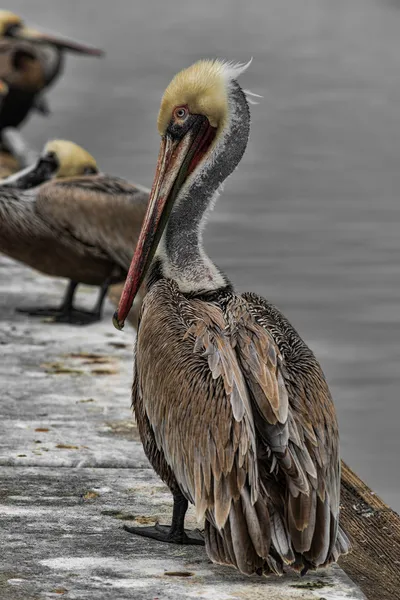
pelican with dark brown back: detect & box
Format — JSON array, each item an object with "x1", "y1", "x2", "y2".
[
  {"x1": 0, "y1": 10, "x2": 103, "y2": 133},
  {"x1": 114, "y1": 59, "x2": 350, "y2": 576},
  {"x1": 0, "y1": 140, "x2": 148, "y2": 325}
]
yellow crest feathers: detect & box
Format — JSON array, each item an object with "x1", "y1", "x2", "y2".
[
  {"x1": 44, "y1": 140, "x2": 98, "y2": 177},
  {"x1": 157, "y1": 58, "x2": 252, "y2": 135},
  {"x1": 0, "y1": 11, "x2": 22, "y2": 36}
]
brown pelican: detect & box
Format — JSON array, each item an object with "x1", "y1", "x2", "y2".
[
  {"x1": 0, "y1": 140, "x2": 147, "y2": 325},
  {"x1": 114, "y1": 59, "x2": 350, "y2": 575},
  {"x1": 0, "y1": 11, "x2": 103, "y2": 133}
]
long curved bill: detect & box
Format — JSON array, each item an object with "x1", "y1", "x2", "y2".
[
  {"x1": 13, "y1": 26, "x2": 104, "y2": 56},
  {"x1": 0, "y1": 153, "x2": 57, "y2": 189},
  {"x1": 113, "y1": 115, "x2": 215, "y2": 330}
]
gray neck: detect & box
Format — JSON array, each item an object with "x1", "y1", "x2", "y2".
[{"x1": 158, "y1": 81, "x2": 250, "y2": 293}]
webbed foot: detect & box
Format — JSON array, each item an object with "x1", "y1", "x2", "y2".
[
  {"x1": 16, "y1": 305, "x2": 63, "y2": 317},
  {"x1": 123, "y1": 522, "x2": 204, "y2": 545},
  {"x1": 52, "y1": 309, "x2": 101, "y2": 326}
]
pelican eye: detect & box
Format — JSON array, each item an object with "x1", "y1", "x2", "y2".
[
  {"x1": 40, "y1": 150, "x2": 59, "y2": 171},
  {"x1": 83, "y1": 166, "x2": 98, "y2": 175},
  {"x1": 5, "y1": 23, "x2": 20, "y2": 36},
  {"x1": 174, "y1": 106, "x2": 188, "y2": 120},
  {"x1": 43, "y1": 151, "x2": 57, "y2": 162}
]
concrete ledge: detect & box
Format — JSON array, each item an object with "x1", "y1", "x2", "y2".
[{"x1": 0, "y1": 256, "x2": 365, "y2": 599}]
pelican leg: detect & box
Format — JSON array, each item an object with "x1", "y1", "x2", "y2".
[
  {"x1": 52, "y1": 279, "x2": 110, "y2": 325},
  {"x1": 124, "y1": 493, "x2": 205, "y2": 545},
  {"x1": 91, "y1": 279, "x2": 110, "y2": 320},
  {"x1": 16, "y1": 280, "x2": 79, "y2": 318}
]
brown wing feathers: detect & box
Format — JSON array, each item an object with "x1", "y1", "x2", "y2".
[
  {"x1": 187, "y1": 292, "x2": 313, "y2": 570},
  {"x1": 137, "y1": 284, "x2": 257, "y2": 537},
  {"x1": 205, "y1": 292, "x2": 347, "y2": 570},
  {"x1": 242, "y1": 293, "x2": 349, "y2": 566},
  {"x1": 35, "y1": 175, "x2": 147, "y2": 269},
  {"x1": 223, "y1": 296, "x2": 312, "y2": 566},
  {"x1": 183, "y1": 300, "x2": 259, "y2": 524}
]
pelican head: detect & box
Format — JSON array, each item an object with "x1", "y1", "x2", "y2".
[
  {"x1": 114, "y1": 58, "x2": 252, "y2": 329},
  {"x1": 0, "y1": 10, "x2": 103, "y2": 56},
  {"x1": 0, "y1": 139, "x2": 98, "y2": 189},
  {"x1": 41, "y1": 140, "x2": 98, "y2": 178},
  {"x1": 0, "y1": 11, "x2": 22, "y2": 37}
]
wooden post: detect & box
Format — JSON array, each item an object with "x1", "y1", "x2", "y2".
[{"x1": 340, "y1": 462, "x2": 400, "y2": 600}]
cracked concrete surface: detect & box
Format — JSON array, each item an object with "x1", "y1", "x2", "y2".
[{"x1": 0, "y1": 256, "x2": 365, "y2": 599}]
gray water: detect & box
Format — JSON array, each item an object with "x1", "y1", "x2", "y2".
[{"x1": 10, "y1": 0, "x2": 400, "y2": 512}]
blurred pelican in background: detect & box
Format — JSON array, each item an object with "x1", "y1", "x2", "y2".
[
  {"x1": 0, "y1": 140, "x2": 147, "y2": 325},
  {"x1": 0, "y1": 10, "x2": 103, "y2": 134}
]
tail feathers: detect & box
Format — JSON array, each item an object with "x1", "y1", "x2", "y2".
[
  {"x1": 265, "y1": 553, "x2": 284, "y2": 576},
  {"x1": 205, "y1": 518, "x2": 230, "y2": 565},
  {"x1": 205, "y1": 489, "x2": 271, "y2": 575},
  {"x1": 205, "y1": 487, "x2": 350, "y2": 576},
  {"x1": 287, "y1": 489, "x2": 317, "y2": 553},
  {"x1": 283, "y1": 490, "x2": 350, "y2": 569},
  {"x1": 229, "y1": 497, "x2": 264, "y2": 574},
  {"x1": 270, "y1": 507, "x2": 295, "y2": 564},
  {"x1": 304, "y1": 495, "x2": 332, "y2": 566},
  {"x1": 337, "y1": 526, "x2": 351, "y2": 554},
  {"x1": 330, "y1": 525, "x2": 351, "y2": 563},
  {"x1": 295, "y1": 494, "x2": 350, "y2": 568},
  {"x1": 242, "y1": 486, "x2": 270, "y2": 558}
]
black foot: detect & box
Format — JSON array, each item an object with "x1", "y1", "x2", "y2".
[
  {"x1": 17, "y1": 305, "x2": 101, "y2": 326},
  {"x1": 52, "y1": 309, "x2": 101, "y2": 326},
  {"x1": 16, "y1": 306, "x2": 63, "y2": 317},
  {"x1": 123, "y1": 523, "x2": 205, "y2": 546}
]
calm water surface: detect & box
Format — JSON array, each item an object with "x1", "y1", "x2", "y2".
[{"x1": 10, "y1": 0, "x2": 400, "y2": 511}]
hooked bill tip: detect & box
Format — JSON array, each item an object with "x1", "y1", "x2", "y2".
[
  {"x1": 112, "y1": 311, "x2": 125, "y2": 331},
  {"x1": 89, "y1": 48, "x2": 105, "y2": 57}
]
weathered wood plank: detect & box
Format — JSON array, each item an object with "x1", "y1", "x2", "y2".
[{"x1": 339, "y1": 462, "x2": 400, "y2": 600}]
